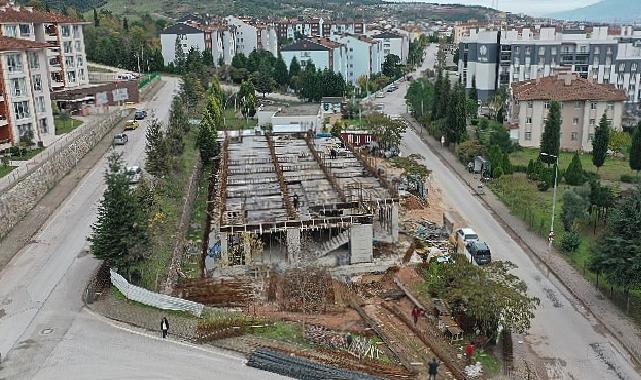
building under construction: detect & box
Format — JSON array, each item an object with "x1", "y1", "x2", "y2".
[{"x1": 206, "y1": 131, "x2": 400, "y2": 274}]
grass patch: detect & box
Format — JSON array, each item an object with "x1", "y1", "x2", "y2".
[
  {"x1": 510, "y1": 147, "x2": 633, "y2": 183},
  {"x1": 54, "y1": 116, "x2": 83, "y2": 135},
  {"x1": 10, "y1": 146, "x2": 44, "y2": 161},
  {"x1": 223, "y1": 108, "x2": 257, "y2": 130},
  {"x1": 181, "y1": 165, "x2": 211, "y2": 278},
  {"x1": 0, "y1": 165, "x2": 16, "y2": 178},
  {"x1": 474, "y1": 349, "x2": 500, "y2": 376},
  {"x1": 344, "y1": 118, "x2": 366, "y2": 127},
  {"x1": 253, "y1": 321, "x2": 306, "y2": 345}
]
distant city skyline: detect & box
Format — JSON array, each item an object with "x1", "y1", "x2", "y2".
[{"x1": 390, "y1": 0, "x2": 603, "y2": 16}]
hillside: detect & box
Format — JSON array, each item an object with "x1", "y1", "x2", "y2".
[{"x1": 548, "y1": 0, "x2": 641, "y2": 22}]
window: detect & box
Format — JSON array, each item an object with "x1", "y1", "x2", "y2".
[
  {"x1": 13, "y1": 101, "x2": 30, "y2": 120},
  {"x1": 74, "y1": 41, "x2": 81, "y2": 51},
  {"x1": 67, "y1": 70, "x2": 76, "y2": 83},
  {"x1": 538, "y1": 46, "x2": 545, "y2": 55},
  {"x1": 63, "y1": 41, "x2": 72, "y2": 54},
  {"x1": 65, "y1": 56, "x2": 74, "y2": 67},
  {"x1": 31, "y1": 74, "x2": 43, "y2": 91},
  {"x1": 589, "y1": 118, "x2": 596, "y2": 125},
  {"x1": 73, "y1": 25, "x2": 80, "y2": 38},
  {"x1": 19, "y1": 23, "x2": 31, "y2": 36},
  {"x1": 526, "y1": 117, "x2": 532, "y2": 124},
  {"x1": 17, "y1": 123, "x2": 32, "y2": 137},
  {"x1": 571, "y1": 132, "x2": 578, "y2": 141},
  {"x1": 524, "y1": 131, "x2": 532, "y2": 140},
  {"x1": 61, "y1": 25, "x2": 70, "y2": 37},
  {"x1": 594, "y1": 46, "x2": 600, "y2": 54},
  {"x1": 4, "y1": 24, "x2": 17, "y2": 37},
  {"x1": 619, "y1": 63, "x2": 625, "y2": 71},
  {"x1": 572, "y1": 118, "x2": 579, "y2": 125},
  {"x1": 588, "y1": 133, "x2": 594, "y2": 141},
  {"x1": 633, "y1": 63, "x2": 638, "y2": 72},
  {"x1": 6, "y1": 54, "x2": 23, "y2": 73},
  {"x1": 29, "y1": 52, "x2": 39, "y2": 69},
  {"x1": 79, "y1": 68, "x2": 85, "y2": 81},
  {"x1": 77, "y1": 55, "x2": 84, "y2": 66},
  {"x1": 544, "y1": 101, "x2": 550, "y2": 109},
  {"x1": 607, "y1": 102, "x2": 614, "y2": 111},
  {"x1": 551, "y1": 47, "x2": 557, "y2": 55},
  {"x1": 527, "y1": 101, "x2": 533, "y2": 109},
  {"x1": 591, "y1": 102, "x2": 597, "y2": 110},
  {"x1": 35, "y1": 96, "x2": 45, "y2": 113},
  {"x1": 38, "y1": 118, "x2": 48, "y2": 134},
  {"x1": 10, "y1": 78, "x2": 27, "y2": 97},
  {"x1": 575, "y1": 101, "x2": 582, "y2": 109}
]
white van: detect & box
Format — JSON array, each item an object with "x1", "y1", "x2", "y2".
[{"x1": 453, "y1": 228, "x2": 479, "y2": 254}]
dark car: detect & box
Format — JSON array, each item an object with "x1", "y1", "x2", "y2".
[
  {"x1": 134, "y1": 110, "x2": 147, "y2": 120},
  {"x1": 465, "y1": 241, "x2": 492, "y2": 266}
]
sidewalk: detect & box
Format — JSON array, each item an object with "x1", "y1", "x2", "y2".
[{"x1": 405, "y1": 116, "x2": 641, "y2": 366}]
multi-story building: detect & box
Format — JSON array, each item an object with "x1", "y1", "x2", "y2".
[
  {"x1": 273, "y1": 17, "x2": 365, "y2": 41},
  {"x1": 0, "y1": 3, "x2": 89, "y2": 91},
  {"x1": 509, "y1": 73, "x2": 625, "y2": 152},
  {"x1": 459, "y1": 25, "x2": 641, "y2": 103},
  {"x1": 330, "y1": 34, "x2": 382, "y2": 85},
  {"x1": 280, "y1": 38, "x2": 345, "y2": 72},
  {"x1": 160, "y1": 22, "x2": 238, "y2": 66},
  {"x1": 225, "y1": 16, "x2": 278, "y2": 57},
  {"x1": 0, "y1": 36, "x2": 55, "y2": 148},
  {"x1": 371, "y1": 30, "x2": 409, "y2": 64}
]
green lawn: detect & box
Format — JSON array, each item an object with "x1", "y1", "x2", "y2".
[
  {"x1": 54, "y1": 116, "x2": 83, "y2": 135},
  {"x1": 510, "y1": 147, "x2": 632, "y2": 183},
  {"x1": 223, "y1": 109, "x2": 257, "y2": 130},
  {"x1": 181, "y1": 165, "x2": 212, "y2": 278},
  {"x1": 10, "y1": 146, "x2": 44, "y2": 161},
  {"x1": 0, "y1": 165, "x2": 16, "y2": 178}
]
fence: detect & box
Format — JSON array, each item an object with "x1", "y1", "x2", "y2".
[
  {"x1": 138, "y1": 73, "x2": 159, "y2": 89},
  {"x1": 110, "y1": 269, "x2": 204, "y2": 317}
]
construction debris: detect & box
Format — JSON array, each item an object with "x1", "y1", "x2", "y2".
[
  {"x1": 174, "y1": 278, "x2": 255, "y2": 306},
  {"x1": 464, "y1": 362, "x2": 484, "y2": 378},
  {"x1": 277, "y1": 267, "x2": 335, "y2": 313}
]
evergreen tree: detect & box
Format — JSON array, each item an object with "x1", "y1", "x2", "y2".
[
  {"x1": 438, "y1": 74, "x2": 450, "y2": 122},
  {"x1": 502, "y1": 152, "x2": 513, "y2": 175},
  {"x1": 432, "y1": 69, "x2": 443, "y2": 118},
  {"x1": 231, "y1": 53, "x2": 247, "y2": 69},
  {"x1": 565, "y1": 152, "x2": 585, "y2": 186},
  {"x1": 208, "y1": 76, "x2": 225, "y2": 109},
  {"x1": 145, "y1": 118, "x2": 168, "y2": 176},
  {"x1": 470, "y1": 75, "x2": 478, "y2": 104},
  {"x1": 630, "y1": 122, "x2": 641, "y2": 177},
  {"x1": 592, "y1": 113, "x2": 609, "y2": 172},
  {"x1": 122, "y1": 16, "x2": 129, "y2": 32},
  {"x1": 288, "y1": 56, "x2": 301, "y2": 86},
  {"x1": 253, "y1": 64, "x2": 275, "y2": 98},
  {"x1": 445, "y1": 82, "x2": 466, "y2": 145},
  {"x1": 173, "y1": 35, "x2": 186, "y2": 73},
  {"x1": 246, "y1": 49, "x2": 260, "y2": 73},
  {"x1": 93, "y1": 8, "x2": 99, "y2": 26},
  {"x1": 273, "y1": 53, "x2": 289, "y2": 87},
  {"x1": 540, "y1": 101, "x2": 561, "y2": 164},
  {"x1": 487, "y1": 144, "x2": 503, "y2": 178},
  {"x1": 238, "y1": 80, "x2": 257, "y2": 119},
  {"x1": 89, "y1": 152, "x2": 148, "y2": 275},
  {"x1": 197, "y1": 96, "x2": 221, "y2": 164}
]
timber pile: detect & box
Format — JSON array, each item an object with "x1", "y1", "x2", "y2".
[
  {"x1": 277, "y1": 267, "x2": 335, "y2": 313},
  {"x1": 174, "y1": 278, "x2": 254, "y2": 306}
]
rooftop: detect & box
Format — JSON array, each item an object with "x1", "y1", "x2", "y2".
[
  {"x1": 0, "y1": 35, "x2": 47, "y2": 51},
  {"x1": 280, "y1": 39, "x2": 330, "y2": 52},
  {"x1": 372, "y1": 31, "x2": 403, "y2": 39},
  {"x1": 512, "y1": 74, "x2": 626, "y2": 102},
  {"x1": 0, "y1": 3, "x2": 87, "y2": 24}
]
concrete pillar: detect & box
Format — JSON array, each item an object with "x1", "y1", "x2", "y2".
[
  {"x1": 391, "y1": 202, "x2": 399, "y2": 243},
  {"x1": 286, "y1": 228, "x2": 301, "y2": 265},
  {"x1": 220, "y1": 232, "x2": 228, "y2": 254},
  {"x1": 350, "y1": 224, "x2": 373, "y2": 264}
]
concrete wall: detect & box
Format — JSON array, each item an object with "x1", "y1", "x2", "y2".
[
  {"x1": 350, "y1": 224, "x2": 373, "y2": 264},
  {"x1": 0, "y1": 109, "x2": 132, "y2": 239}
]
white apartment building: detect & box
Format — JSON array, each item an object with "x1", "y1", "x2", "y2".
[
  {"x1": 459, "y1": 25, "x2": 641, "y2": 103},
  {"x1": 273, "y1": 17, "x2": 365, "y2": 41},
  {"x1": 0, "y1": 36, "x2": 55, "y2": 149},
  {"x1": 225, "y1": 16, "x2": 278, "y2": 57},
  {"x1": 160, "y1": 23, "x2": 207, "y2": 66},
  {"x1": 371, "y1": 30, "x2": 409, "y2": 64},
  {"x1": 280, "y1": 38, "x2": 345, "y2": 73},
  {"x1": 330, "y1": 34, "x2": 382, "y2": 84},
  {"x1": 510, "y1": 74, "x2": 625, "y2": 152}
]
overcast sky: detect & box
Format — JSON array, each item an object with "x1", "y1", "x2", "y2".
[{"x1": 397, "y1": 0, "x2": 603, "y2": 16}]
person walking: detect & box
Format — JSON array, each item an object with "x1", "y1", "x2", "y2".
[
  {"x1": 428, "y1": 358, "x2": 439, "y2": 380},
  {"x1": 465, "y1": 342, "x2": 475, "y2": 365},
  {"x1": 161, "y1": 317, "x2": 169, "y2": 339},
  {"x1": 412, "y1": 306, "x2": 419, "y2": 325}
]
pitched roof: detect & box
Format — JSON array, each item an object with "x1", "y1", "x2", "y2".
[
  {"x1": 0, "y1": 35, "x2": 47, "y2": 51},
  {"x1": 161, "y1": 23, "x2": 204, "y2": 35},
  {"x1": 372, "y1": 31, "x2": 403, "y2": 39},
  {"x1": 512, "y1": 75, "x2": 626, "y2": 102},
  {"x1": 280, "y1": 39, "x2": 329, "y2": 52},
  {"x1": 0, "y1": 4, "x2": 86, "y2": 24}
]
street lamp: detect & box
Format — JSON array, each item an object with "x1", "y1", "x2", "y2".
[{"x1": 539, "y1": 152, "x2": 559, "y2": 249}]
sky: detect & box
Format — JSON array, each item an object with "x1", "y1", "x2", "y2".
[{"x1": 396, "y1": 0, "x2": 603, "y2": 16}]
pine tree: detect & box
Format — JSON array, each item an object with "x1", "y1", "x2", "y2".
[
  {"x1": 630, "y1": 122, "x2": 641, "y2": 177},
  {"x1": 231, "y1": 53, "x2": 247, "y2": 69},
  {"x1": 565, "y1": 152, "x2": 585, "y2": 186},
  {"x1": 208, "y1": 76, "x2": 225, "y2": 109},
  {"x1": 470, "y1": 75, "x2": 478, "y2": 104},
  {"x1": 592, "y1": 113, "x2": 609, "y2": 172},
  {"x1": 438, "y1": 74, "x2": 450, "y2": 122},
  {"x1": 432, "y1": 69, "x2": 442, "y2": 118},
  {"x1": 238, "y1": 80, "x2": 257, "y2": 119},
  {"x1": 122, "y1": 17, "x2": 129, "y2": 32},
  {"x1": 197, "y1": 97, "x2": 221, "y2": 164},
  {"x1": 288, "y1": 56, "x2": 301, "y2": 86},
  {"x1": 93, "y1": 8, "x2": 99, "y2": 26},
  {"x1": 502, "y1": 152, "x2": 513, "y2": 175},
  {"x1": 145, "y1": 118, "x2": 168, "y2": 176},
  {"x1": 274, "y1": 53, "x2": 289, "y2": 87},
  {"x1": 540, "y1": 101, "x2": 561, "y2": 164},
  {"x1": 89, "y1": 152, "x2": 148, "y2": 275},
  {"x1": 173, "y1": 35, "x2": 186, "y2": 73},
  {"x1": 445, "y1": 82, "x2": 466, "y2": 145}
]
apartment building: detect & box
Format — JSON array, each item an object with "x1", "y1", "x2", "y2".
[
  {"x1": 0, "y1": 36, "x2": 55, "y2": 148},
  {"x1": 330, "y1": 34, "x2": 382, "y2": 84},
  {"x1": 371, "y1": 30, "x2": 409, "y2": 64},
  {"x1": 225, "y1": 16, "x2": 278, "y2": 57},
  {"x1": 160, "y1": 23, "x2": 207, "y2": 66},
  {"x1": 510, "y1": 74, "x2": 625, "y2": 152},
  {"x1": 280, "y1": 38, "x2": 345, "y2": 72},
  {"x1": 0, "y1": 3, "x2": 90, "y2": 91},
  {"x1": 459, "y1": 25, "x2": 641, "y2": 103},
  {"x1": 273, "y1": 17, "x2": 365, "y2": 41}
]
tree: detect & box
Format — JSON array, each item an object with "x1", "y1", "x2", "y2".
[
  {"x1": 274, "y1": 53, "x2": 289, "y2": 87},
  {"x1": 501, "y1": 152, "x2": 513, "y2": 175},
  {"x1": 208, "y1": 75, "x2": 225, "y2": 108},
  {"x1": 445, "y1": 82, "x2": 466, "y2": 146},
  {"x1": 93, "y1": 8, "x2": 99, "y2": 26},
  {"x1": 437, "y1": 72, "x2": 450, "y2": 122},
  {"x1": 173, "y1": 35, "x2": 186, "y2": 72},
  {"x1": 630, "y1": 123, "x2": 641, "y2": 177},
  {"x1": 540, "y1": 101, "x2": 561, "y2": 164},
  {"x1": 246, "y1": 49, "x2": 261, "y2": 73},
  {"x1": 299, "y1": 62, "x2": 320, "y2": 101},
  {"x1": 238, "y1": 80, "x2": 257, "y2": 119},
  {"x1": 366, "y1": 113, "x2": 407, "y2": 151},
  {"x1": 145, "y1": 118, "x2": 168, "y2": 176},
  {"x1": 488, "y1": 122, "x2": 513, "y2": 153},
  {"x1": 197, "y1": 96, "x2": 221, "y2": 164},
  {"x1": 565, "y1": 152, "x2": 585, "y2": 186},
  {"x1": 609, "y1": 130, "x2": 631, "y2": 156},
  {"x1": 382, "y1": 54, "x2": 402, "y2": 79},
  {"x1": 122, "y1": 16, "x2": 129, "y2": 32},
  {"x1": 487, "y1": 144, "x2": 503, "y2": 178},
  {"x1": 288, "y1": 56, "x2": 301, "y2": 82},
  {"x1": 592, "y1": 113, "x2": 610, "y2": 172},
  {"x1": 590, "y1": 186, "x2": 641, "y2": 307},
  {"x1": 253, "y1": 64, "x2": 275, "y2": 98},
  {"x1": 469, "y1": 75, "x2": 478, "y2": 104},
  {"x1": 561, "y1": 185, "x2": 591, "y2": 231},
  {"x1": 231, "y1": 53, "x2": 247, "y2": 69},
  {"x1": 89, "y1": 152, "x2": 148, "y2": 277}
]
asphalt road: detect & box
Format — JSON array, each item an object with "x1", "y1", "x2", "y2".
[
  {"x1": 382, "y1": 44, "x2": 641, "y2": 379},
  {"x1": 0, "y1": 77, "x2": 283, "y2": 379}
]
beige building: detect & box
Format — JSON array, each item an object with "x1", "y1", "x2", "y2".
[{"x1": 510, "y1": 74, "x2": 626, "y2": 152}]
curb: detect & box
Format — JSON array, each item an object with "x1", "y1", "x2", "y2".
[{"x1": 405, "y1": 116, "x2": 641, "y2": 368}]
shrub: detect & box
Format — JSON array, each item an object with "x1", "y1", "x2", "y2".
[
  {"x1": 620, "y1": 174, "x2": 641, "y2": 184},
  {"x1": 470, "y1": 118, "x2": 479, "y2": 126},
  {"x1": 456, "y1": 140, "x2": 485, "y2": 164},
  {"x1": 493, "y1": 166, "x2": 504, "y2": 178},
  {"x1": 564, "y1": 152, "x2": 585, "y2": 186},
  {"x1": 537, "y1": 181, "x2": 550, "y2": 191},
  {"x1": 513, "y1": 165, "x2": 528, "y2": 173},
  {"x1": 560, "y1": 230, "x2": 581, "y2": 253},
  {"x1": 479, "y1": 118, "x2": 489, "y2": 130},
  {"x1": 502, "y1": 153, "x2": 513, "y2": 175}
]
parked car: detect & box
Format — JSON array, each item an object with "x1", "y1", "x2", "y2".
[
  {"x1": 126, "y1": 166, "x2": 142, "y2": 184},
  {"x1": 134, "y1": 110, "x2": 147, "y2": 120},
  {"x1": 386, "y1": 85, "x2": 397, "y2": 93},
  {"x1": 452, "y1": 227, "x2": 479, "y2": 253},
  {"x1": 375, "y1": 91, "x2": 385, "y2": 98},
  {"x1": 112, "y1": 133, "x2": 129, "y2": 145},
  {"x1": 464, "y1": 240, "x2": 492, "y2": 266},
  {"x1": 123, "y1": 120, "x2": 139, "y2": 131},
  {"x1": 375, "y1": 103, "x2": 385, "y2": 112}
]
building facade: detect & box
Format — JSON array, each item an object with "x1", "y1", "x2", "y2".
[
  {"x1": 330, "y1": 34, "x2": 382, "y2": 85},
  {"x1": 510, "y1": 74, "x2": 625, "y2": 152},
  {"x1": 371, "y1": 31, "x2": 409, "y2": 64},
  {"x1": 273, "y1": 17, "x2": 365, "y2": 41},
  {"x1": 280, "y1": 38, "x2": 345, "y2": 72}
]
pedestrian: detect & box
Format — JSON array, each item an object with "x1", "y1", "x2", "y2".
[
  {"x1": 293, "y1": 194, "x2": 299, "y2": 209},
  {"x1": 161, "y1": 317, "x2": 169, "y2": 339},
  {"x1": 465, "y1": 341, "x2": 475, "y2": 364},
  {"x1": 346, "y1": 333, "x2": 353, "y2": 348},
  {"x1": 412, "y1": 306, "x2": 419, "y2": 325},
  {"x1": 440, "y1": 135, "x2": 445, "y2": 148},
  {"x1": 428, "y1": 358, "x2": 439, "y2": 380}
]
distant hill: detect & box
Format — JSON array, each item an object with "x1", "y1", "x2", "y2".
[{"x1": 547, "y1": 0, "x2": 641, "y2": 23}]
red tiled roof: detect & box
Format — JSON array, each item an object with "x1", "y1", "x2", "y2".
[
  {"x1": 0, "y1": 4, "x2": 87, "y2": 24},
  {"x1": 512, "y1": 75, "x2": 626, "y2": 102},
  {"x1": 0, "y1": 35, "x2": 47, "y2": 51}
]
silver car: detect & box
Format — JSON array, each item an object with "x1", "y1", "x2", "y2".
[{"x1": 113, "y1": 133, "x2": 129, "y2": 145}]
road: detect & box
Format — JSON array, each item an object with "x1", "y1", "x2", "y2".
[
  {"x1": 381, "y1": 44, "x2": 641, "y2": 379},
  {"x1": 0, "y1": 77, "x2": 284, "y2": 379}
]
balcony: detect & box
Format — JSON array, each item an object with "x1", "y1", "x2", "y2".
[{"x1": 0, "y1": 115, "x2": 8, "y2": 127}]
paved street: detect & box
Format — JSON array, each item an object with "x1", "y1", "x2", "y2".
[
  {"x1": 375, "y1": 44, "x2": 641, "y2": 379},
  {"x1": 0, "y1": 77, "x2": 282, "y2": 379}
]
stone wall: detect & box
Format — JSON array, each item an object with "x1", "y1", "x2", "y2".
[{"x1": 0, "y1": 109, "x2": 133, "y2": 239}]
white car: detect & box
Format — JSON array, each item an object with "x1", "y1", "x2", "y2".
[
  {"x1": 126, "y1": 166, "x2": 142, "y2": 184},
  {"x1": 453, "y1": 227, "x2": 479, "y2": 254}
]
